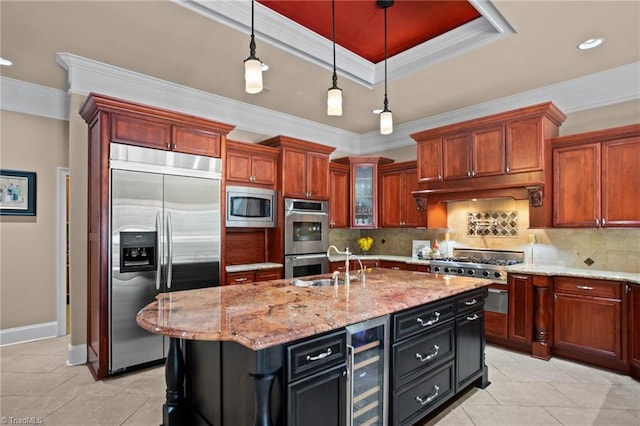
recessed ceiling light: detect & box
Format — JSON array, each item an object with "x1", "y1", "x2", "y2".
[
  {"x1": 0, "y1": 57, "x2": 12, "y2": 66},
  {"x1": 577, "y1": 38, "x2": 604, "y2": 50}
]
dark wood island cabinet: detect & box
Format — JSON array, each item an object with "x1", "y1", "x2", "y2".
[{"x1": 137, "y1": 268, "x2": 491, "y2": 426}]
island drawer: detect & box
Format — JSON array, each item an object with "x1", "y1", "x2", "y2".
[
  {"x1": 393, "y1": 320, "x2": 454, "y2": 387},
  {"x1": 393, "y1": 299, "x2": 455, "y2": 341},
  {"x1": 393, "y1": 360, "x2": 455, "y2": 426},
  {"x1": 456, "y1": 288, "x2": 486, "y2": 316},
  {"x1": 287, "y1": 330, "x2": 347, "y2": 382}
]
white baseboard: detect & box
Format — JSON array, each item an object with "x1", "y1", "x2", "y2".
[
  {"x1": 67, "y1": 343, "x2": 87, "y2": 366},
  {"x1": 0, "y1": 321, "x2": 58, "y2": 346}
]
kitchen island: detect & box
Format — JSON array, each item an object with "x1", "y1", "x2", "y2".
[{"x1": 137, "y1": 268, "x2": 492, "y2": 426}]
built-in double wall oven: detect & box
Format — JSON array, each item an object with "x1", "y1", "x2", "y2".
[{"x1": 284, "y1": 198, "x2": 329, "y2": 278}]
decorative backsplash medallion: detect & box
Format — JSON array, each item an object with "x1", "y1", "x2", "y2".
[{"x1": 467, "y1": 211, "x2": 518, "y2": 237}]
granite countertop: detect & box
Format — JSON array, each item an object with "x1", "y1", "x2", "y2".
[
  {"x1": 507, "y1": 264, "x2": 640, "y2": 284},
  {"x1": 329, "y1": 254, "x2": 431, "y2": 265},
  {"x1": 136, "y1": 268, "x2": 491, "y2": 351},
  {"x1": 226, "y1": 262, "x2": 283, "y2": 273}
]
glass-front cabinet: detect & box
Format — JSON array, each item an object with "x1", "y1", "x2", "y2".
[{"x1": 334, "y1": 156, "x2": 393, "y2": 229}]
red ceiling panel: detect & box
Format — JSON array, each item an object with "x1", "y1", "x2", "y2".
[{"x1": 258, "y1": 0, "x2": 481, "y2": 63}]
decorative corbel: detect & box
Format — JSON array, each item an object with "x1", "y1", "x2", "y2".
[
  {"x1": 527, "y1": 186, "x2": 543, "y2": 207},
  {"x1": 414, "y1": 195, "x2": 427, "y2": 212}
]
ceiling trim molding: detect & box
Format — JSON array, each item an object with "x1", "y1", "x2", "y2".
[
  {"x1": 178, "y1": 0, "x2": 514, "y2": 88},
  {"x1": 5, "y1": 54, "x2": 637, "y2": 157},
  {"x1": 0, "y1": 76, "x2": 69, "y2": 121},
  {"x1": 55, "y1": 52, "x2": 359, "y2": 151}
]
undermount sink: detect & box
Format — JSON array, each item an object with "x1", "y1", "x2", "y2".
[{"x1": 291, "y1": 278, "x2": 345, "y2": 287}]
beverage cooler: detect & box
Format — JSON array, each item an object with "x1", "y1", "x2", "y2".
[{"x1": 346, "y1": 315, "x2": 390, "y2": 426}]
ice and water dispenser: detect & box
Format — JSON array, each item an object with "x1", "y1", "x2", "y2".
[{"x1": 120, "y1": 231, "x2": 157, "y2": 272}]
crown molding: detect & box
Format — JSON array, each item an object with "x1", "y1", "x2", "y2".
[
  {"x1": 178, "y1": 0, "x2": 514, "y2": 88},
  {"x1": 4, "y1": 54, "x2": 638, "y2": 157},
  {"x1": 0, "y1": 76, "x2": 68, "y2": 120}
]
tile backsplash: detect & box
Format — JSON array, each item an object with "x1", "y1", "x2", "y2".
[{"x1": 329, "y1": 198, "x2": 640, "y2": 273}]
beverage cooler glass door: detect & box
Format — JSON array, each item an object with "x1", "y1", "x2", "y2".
[{"x1": 346, "y1": 315, "x2": 390, "y2": 426}]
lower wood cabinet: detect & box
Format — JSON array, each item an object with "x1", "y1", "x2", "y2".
[
  {"x1": 508, "y1": 274, "x2": 533, "y2": 345},
  {"x1": 225, "y1": 268, "x2": 282, "y2": 285},
  {"x1": 629, "y1": 283, "x2": 640, "y2": 379},
  {"x1": 553, "y1": 276, "x2": 626, "y2": 372}
]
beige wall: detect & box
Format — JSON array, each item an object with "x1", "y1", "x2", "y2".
[{"x1": 0, "y1": 110, "x2": 68, "y2": 329}]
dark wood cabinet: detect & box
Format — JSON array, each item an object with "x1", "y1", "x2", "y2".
[
  {"x1": 226, "y1": 140, "x2": 278, "y2": 187},
  {"x1": 505, "y1": 117, "x2": 543, "y2": 174},
  {"x1": 80, "y1": 93, "x2": 233, "y2": 380},
  {"x1": 261, "y1": 136, "x2": 335, "y2": 200},
  {"x1": 286, "y1": 330, "x2": 347, "y2": 426},
  {"x1": 391, "y1": 289, "x2": 487, "y2": 425},
  {"x1": 629, "y1": 284, "x2": 640, "y2": 379},
  {"x1": 442, "y1": 133, "x2": 471, "y2": 180},
  {"x1": 379, "y1": 161, "x2": 425, "y2": 228},
  {"x1": 553, "y1": 276, "x2": 627, "y2": 372},
  {"x1": 552, "y1": 124, "x2": 640, "y2": 228},
  {"x1": 329, "y1": 162, "x2": 350, "y2": 228}
]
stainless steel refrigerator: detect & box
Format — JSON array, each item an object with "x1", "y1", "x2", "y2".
[{"x1": 109, "y1": 143, "x2": 221, "y2": 373}]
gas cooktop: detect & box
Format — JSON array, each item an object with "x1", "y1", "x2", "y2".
[{"x1": 430, "y1": 248, "x2": 524, "y2": 282}]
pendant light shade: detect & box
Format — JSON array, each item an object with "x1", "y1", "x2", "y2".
[
  {"x1": 244, "y1": 0, "x2": 263, "y2": 94},
  {"x1": 327, "y1": 0, "x2": 342, "y2": 116},
  {"x1": 378, "y1": 0, "x2": 393, "y2": 135}
]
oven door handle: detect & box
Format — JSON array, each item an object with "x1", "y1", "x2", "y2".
[
  {"x1": 286, "y1": 211, "x2": 328, "y2": 217},
  {"x1": 488, "y1": 288, "x2": 508, "y2": 294},
  {"x1": 288, "y1": 253, "x2": 329, "y2": 261}
]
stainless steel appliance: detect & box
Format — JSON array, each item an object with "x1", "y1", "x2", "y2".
[
  {"x1": 226, "y1": 185, "x2": 276, "y2": 228},
  {"x1": 430, "y1": 248, "x2": 524, "y2": 315},
  {"x1": 109, "y1": 143, "x2": 222, "y2": 373},
  {"x1": 284, "y1": 198, "x2": 329, "y2": 278},
  {"x1": 346, "y1": 316, "x2": 390, "y2": 426}
]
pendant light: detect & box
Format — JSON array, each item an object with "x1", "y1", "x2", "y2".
[
  {"x1": 327, "y1": 0, "x2": 342, "y2": 116},
  {"x1": 378, "y1": 0, "x2": 393, "y2": 135},
  {"x1": 244, "y1": 0, "x2": 263, "y2": 94}
]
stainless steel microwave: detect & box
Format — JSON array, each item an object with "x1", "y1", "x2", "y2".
[{"x1": 226, "y1": 186, "x2": 276, "y2": 228}]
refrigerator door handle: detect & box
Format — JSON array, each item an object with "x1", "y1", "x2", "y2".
[
  {"x1": 155, "y1": 212, "x2": 162, "y2": 291},
  {"x1": 166, "y1": 212, "x2": 173, "y2": 289},
  {"x1": 347, "y1": 344, "x2": 354, "y2": 426}
]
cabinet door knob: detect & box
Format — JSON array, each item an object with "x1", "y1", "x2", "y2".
[
  {"x1": 595, "y1": 218, "x2": 600, "y2": 227},
  {"x1": 506, "y1": 166, "x2": 510, "y2": 173},
  {"x1": 602, "y1": 218, "x2": 606, "y2": 226},
  {"x1": 467, "y1": 171, "x2": 471, "y2": 177}
]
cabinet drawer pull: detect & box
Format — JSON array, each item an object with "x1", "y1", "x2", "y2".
[
  {"x1": 391, "y1": 266, "x2": 400, "y2": 270},
  {"x1": 467, "y1": 314, "x2": 480, "y2": 321},
  {"x1": 416, "y1": 312, "x2": 441, "y2": 327},
  {"x1": 306, "y1": 348, "x2": 332, "y2": 362},
  {"x1": 576, "y1": 285, "x2": 594, "y2": 291},
  {"x1": 506, "y1": 166, "x2": 510, "y2": 173},
  {"x1": 415, "y1": 344, "x2": 440, "y2": 362},
  {"x1": 464, "y1": 298, "x2": 478, "y2": 306},
  {"x1": 234, "y1": 277, "x2": 249, "y2": 282},
  {"x1": 415, "y1": 385, "x2": 440, "y2": 406}
]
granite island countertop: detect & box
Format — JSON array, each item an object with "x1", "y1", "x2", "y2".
[{"x1": 136, "y1": 268, "x2": 491, "y2": 351}]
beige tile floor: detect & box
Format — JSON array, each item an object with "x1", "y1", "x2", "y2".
[{"x1": 1, "y1": 335, "x2": 639, "y2": 426}]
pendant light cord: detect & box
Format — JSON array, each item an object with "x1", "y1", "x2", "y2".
[
  {"x1": 249, "y1": 0, "x2": 257, "y2": 59},
  {"x1": 331, "y1": 0, "x2": 338, "y2": 88},
  {"x1": 383, "y1": 4, "x2": 389, "y2": 111}
]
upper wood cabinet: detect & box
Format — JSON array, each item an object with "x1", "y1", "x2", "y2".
[
  {"x1": 442, "y1": 126, "x2": 505, "y2": 180},
  {"x1": 106, "y1": 99, "x2": 233, "y2": 157},
  {"x1": 79, "y1": 93, "x2": 234, "y2": 380},
  {"x1": 379, "y1": 162, "x2": 425, "y2": 228},
  {"x1": 260, "y1": 136, "x2": 335, "y2": 200},
  {"x1": 226, "y1": 140, "x2": 278, "y2": 188},
  {"x1": 411, "y1": 102, "x2": 566, "y2": 228},
  {"x1": 416, "y1": 137, "x2": 442, "y2": 182},
  {"x1": 333, "y1": 156, "x2": 394, "y2": 229},
  {"x1": 329, "y1": 162, "x2": 350, "y2": 228},
  {"x1": 552, "y1": 124, "x2": 640, "y2": 228}
]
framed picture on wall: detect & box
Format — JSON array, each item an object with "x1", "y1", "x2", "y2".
[{"x1": 0, "y1": 169, "x2": 37, "y2": 216}]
